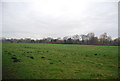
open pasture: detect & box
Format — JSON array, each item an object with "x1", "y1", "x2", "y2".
[{"x1": 2, "y1": 43, "x2": 118, "y2": 79}]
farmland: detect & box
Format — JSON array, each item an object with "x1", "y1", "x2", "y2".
[{"x1": 2, "y1": 43, "x2": 119, "y2": 79}]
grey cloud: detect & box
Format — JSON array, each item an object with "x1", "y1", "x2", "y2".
[{"x1": 2, "y1": 1, "x2": 118, "y2": 39}]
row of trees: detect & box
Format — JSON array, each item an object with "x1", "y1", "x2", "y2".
[{"x1": 2, "y1": 32, "x2": 120, "y2": 46}]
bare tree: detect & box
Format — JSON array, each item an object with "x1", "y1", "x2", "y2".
[
  {"x1": 113, "y1": 37, "x2": 120, "y2": 46},
  {"x1": 99, "y1": 33, "x2": 108, "y2": 45},
  {"x1": 80, "y1": 34, "x2": 88, "y2": 44},
  {"x1": 72, "y1": 34, "x2": 80, "y2": 44},
  {"x1": 87, "y1": 32, "x2": 95, "y2": 44}
]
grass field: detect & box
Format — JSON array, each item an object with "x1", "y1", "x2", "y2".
[{"x1": 2, "y1": 43, "x2": 119, "y2": 79}]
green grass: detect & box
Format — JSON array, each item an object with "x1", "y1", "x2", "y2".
[{"x1": 2, "y1": 43, "x2": 119, "y2": 79}]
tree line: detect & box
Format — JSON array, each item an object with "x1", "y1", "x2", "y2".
[{"x1": 2, "y1": 32, "x2": 120, "y2": 46}]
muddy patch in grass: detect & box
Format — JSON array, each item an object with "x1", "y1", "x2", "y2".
[
  {"x1": 23, "y1": 51, "x2": 33, "y2": 54},
  {"x1": 11, "y1": 57, "x2": 21, "y2": 62},
  {"x1": 50, "y1": 62, "x2": 54, "y2": 64},
  {"x1": 58, "y1": 60, "x2": 62, "y2": 62},
  {"x1": 41, "y1": 57, "x2": 45, "y2": 59},
  {"x1": 27, "y1": 56, "x2": 34, "y2": 59},
  {"x1": 94, "y1": 54, "x2": 97, "y2": 56},
  {"x1": 7, "y1": 52, "x2": 12, "y2": 55}
]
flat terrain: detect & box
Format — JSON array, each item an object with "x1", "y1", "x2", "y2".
[{"x1": 2, "y1": 43, "x2": 118, "y2": 79}]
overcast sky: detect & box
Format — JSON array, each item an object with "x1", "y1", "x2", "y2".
[{"x1": 1, "y1": 0, "x2": 119, "y2": 39}]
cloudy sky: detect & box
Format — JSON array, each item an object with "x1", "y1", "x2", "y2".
[{"x1": 1, "y1": 0, "x2": 119, "y2": 39}]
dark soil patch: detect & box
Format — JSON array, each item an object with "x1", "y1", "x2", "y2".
[
  {"x1": 94, "y1": 54, "x2": 97, "y2": 56},
  {"x1": 103, "y1": 55, "x2": 106, "y2": 56},
  {"x1": 25, "y1": 51, "x2": 32, "y2": 53},
  {"x1": 11, "y1": 57, "x2": 21, "y2": 62},
  {"x1": 41, "y1": 57, "x2": 45, "y2": 59},
  {"x1": 37, "y1": 51, "x2": 41, "y2": 52},
  {"x1": 24, "y1": 47, "x2": 31, "y2": 48},
  {"x1": 8, "y1": 52, "x2": 12, "y2": 55},
  {"x1": 29, "y1": 56, "x2": 34, "y2": 59},
  {"x1": 50, "y1": 62, "x2": 53, "y2": 64},
  {"x1": 13, "y1": 59, "x2": 21, "y2": 62},
  {"x1": 11, "y1": 57, "x2": 17, "y2": 59},
  {"x1": 58, "y1": 60, "x2": 61, "y2": 62},
  {"x1": 27, "y1": 56, "x2": 34, "y2": 59},
  {"x1": 26, "y1": 52, "x2": 29, "y2": 53}
]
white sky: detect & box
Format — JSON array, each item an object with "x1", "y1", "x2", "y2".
[{"x1": 1, "y1": 0, "x2": 119, "y2": 39}]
